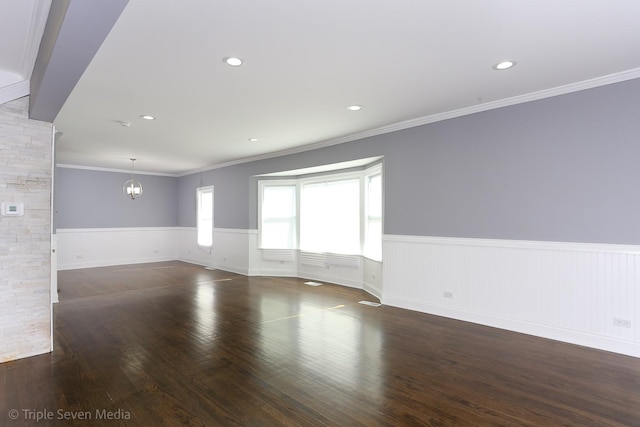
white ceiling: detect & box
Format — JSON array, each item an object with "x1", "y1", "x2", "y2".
[{"x1": 3, "y1": 0, "x2": 640, "y2": 175}]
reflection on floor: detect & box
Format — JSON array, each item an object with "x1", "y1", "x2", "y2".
[{"x1": 1, "y1": 261, "x2": 638, "y2": 426}]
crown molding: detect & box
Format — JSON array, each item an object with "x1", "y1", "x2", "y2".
[
  {"x1": 0, "y1": 80, "x2": 30, "y2": 106},
  {"x1": 344, "y1": 67, "x2": 640, "y2": 142},
  {"x1": 56, "y1": 163, "x2": 179, "y2": 177},
  {"x1": 179, "y1": 68, "x2": 640, "y2": 177},
  {"x1": 22, "y1": 0, "x2": 52, "y2": 79}
]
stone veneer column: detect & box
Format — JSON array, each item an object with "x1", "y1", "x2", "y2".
[{"x1": 0, "y1": 96, "x2": 53, "y2": 362}]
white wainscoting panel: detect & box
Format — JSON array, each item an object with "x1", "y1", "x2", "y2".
[
  {"x1": 175, "y1": 227, "x2": 214, "y2": 267},
  {"x1": 383, "y1": 235, "x2": 640, "y2": 357},
  {"x1": 210, "y1": 228, "x2": 250, "y2": 275},
  {"x1": 177, "y1": 227, "x2": 251, "y2": 275},
  {"x1": 297, "y1": 256, "x2": 364, "y2": 289},
  {"x1": 325, "y1": 253, "x2": 361, "y2": 268},
  {"x1": 247, "y1": 231, "x2": 368, "y2": 289},
  {"x1": 299, "y1": 251, "x2": 327, "y2": 267},
  {"x1": 57, "y1": 228, "x2": 180, "y2": 270},
  {"x1": 262, "y1": 249, "x2": 296, "y2": 262},
  {"x1": 363, "y1": 257, "x2": 383, "y2": 300},
  {"x1": 247, "y1": 230, "x2": 299, "y2": 277}
]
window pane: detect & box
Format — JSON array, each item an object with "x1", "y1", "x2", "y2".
[
  {"x1": 263, "y1": 186, "x2": 296, "y2": 218},
  {"x1": 197, "y1": 187, "x2": 213, "y2": 247},
  {"x1": 365, "y1": 218, "x2": 382, "y2": 260},
  {"x1": 200, "y1": 192, "x2": 212, "y2": 218},
  {"x1": 300, "y1": 178, "x2": 360, "y2": 254},
  {"x1": 262, "y1": 221, "x2": 295, "y2": 249},
  {"x1": 261, "y1": 185, "x2": 296, "y2": 249},
  {"x1": 364, "y1": 173, "x2": 382, "y2": 260},
  {"x1": 368, "y1": 174, "x2": 382, "y2": 216}
]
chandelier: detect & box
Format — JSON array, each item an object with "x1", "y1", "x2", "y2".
[{"x1": 123, "y1": 158, "x2": 143, "y2": 200}]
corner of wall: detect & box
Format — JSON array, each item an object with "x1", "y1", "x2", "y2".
[{"x1": 0, "y1": 96, "x2": 53, "y2": 362}]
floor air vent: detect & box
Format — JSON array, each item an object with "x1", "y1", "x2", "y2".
[
  {"x1": 358, "y1": 301, "x2": 382, "y2": 307},
  {"x1": 304, "y1": 281, "x2": 323, "y2": 286}
]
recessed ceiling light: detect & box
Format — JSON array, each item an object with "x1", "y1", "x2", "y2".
[
  {"x1": 347, "y1": 105, "x2": 362, "y2": 111},
  {"x1": 224, "y1": 57, "x2": 243, "y2": 67},
  {"x1": 493, "y1": 60, "x2": 516, "y2": 70},
  {"x1": 140, "y1": 115, "x2": 156, "y2": 120},
  {"x1": 248, "y1": 138, "x2": 259, "y2": 142}
]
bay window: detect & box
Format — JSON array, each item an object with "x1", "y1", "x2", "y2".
[{"x1": 259, "y1": 163, "x2": 382, "y2": 259}]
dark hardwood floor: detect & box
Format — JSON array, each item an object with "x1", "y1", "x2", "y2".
[{"x1": 1, "y1": 261, "x2": 638, "y2": 426}]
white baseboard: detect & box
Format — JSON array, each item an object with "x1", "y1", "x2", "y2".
[
  {"x1": 59, "y1": 256, "x2": 176, "y2": 271},
  {"x1": 363, "y1": 282, "x2": 382, "y2": 301},
  {"x1": 296, "y1": 272, "x2": 363, "y2": 289}
]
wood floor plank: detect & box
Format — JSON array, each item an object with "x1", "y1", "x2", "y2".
[{"x1": 1, "y1": 261, "x2": 638, "y2": 426}]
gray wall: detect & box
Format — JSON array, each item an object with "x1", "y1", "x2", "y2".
[
  {"x1": 177, "y1": 163, "x2": 255, "y2": 230},
  {"x1": 55, "y1": 78, "x2": 640, "y2": 245},
  {"x1": 55, "y1": 168, "x2": 178, "y2": 229},
  {"x1": 177, "y1": 78, "x2": 640, "y2": 245}
]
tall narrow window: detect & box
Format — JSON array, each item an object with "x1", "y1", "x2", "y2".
[
  {"x1": 197, "y1": 186, "x2": 214, "y2": 247},
  {"x1": 260, "y1": 184, "x2": 296, "y2": 249},
  {"x1": 300, "y1": 178, "x2": 360, "y2": 254},
  {"x1": 364, "y1": 172, "x2": 382, "y2": 260}
]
